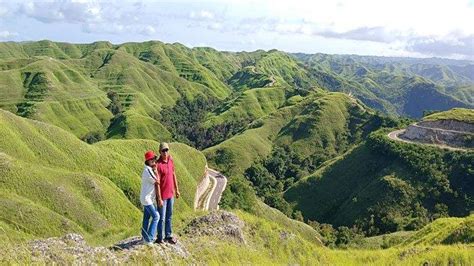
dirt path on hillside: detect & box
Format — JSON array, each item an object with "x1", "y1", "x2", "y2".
[{"x1": 387, "y1": 129, "x2": 468, "y2": 151}]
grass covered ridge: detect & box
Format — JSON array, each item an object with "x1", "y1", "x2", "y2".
[
  {"x1": 424, "y1": 108, "x2": 474, "y2": 124},
  {"x1": 0, "y1": 109, "x2": 206, "y2": 245}
]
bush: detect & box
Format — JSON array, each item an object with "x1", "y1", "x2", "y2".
[
  {"x1": 81, "y1": 131, "x2": 105, "y2": 144},
  {"x1": 220, "y1": 176, "x2": 257, "y2": 213}
]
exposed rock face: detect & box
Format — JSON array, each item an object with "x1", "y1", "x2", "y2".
[
  {"x1": 183, "y1": 211, "x2": 246, "y2": 244},
  {"x1": 401, "y1": 120, "x2": 474, "y2": 148},
  {"x1": 418, "y1": 120, "x2": 474, "y2": 132}
]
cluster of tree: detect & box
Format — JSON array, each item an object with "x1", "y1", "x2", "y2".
[
  {"x1": 243, "y1": 146, "x2": 310, "y2": 219},
  {"x1": 220, "y1": 175, "x2": 258, "y2": 213},
  {"x1": 81, "y1": 131, "x2": 105, "y2": 144},
  {"x1": 363, "y1": 129, "x2": 474, "y2": 234},
  {"x1": 308, "y1": 220, "x2": 364, "y2": 249},
  {"x1": 106, "y1": 90, "x2": 123, "y2": 115},
  {"x1": 161, "y1": 96, "x2": 249, "y2": 149},
  {"x1": 80, "y1": 90, "x2": 123, "y2": 144}
]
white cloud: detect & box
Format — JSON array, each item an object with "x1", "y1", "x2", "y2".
[
  {"x1": 82, "y1": 23, "x2": 156, "y2": 36},
  {"x1": 0, "y1": 30, "x2": 18, "y2": 39},
  {"x1": 406, "y1": 34, "x2": 474, "y2": 59},
  {"x1": 190, "y1": 10, "x2": 216, "y2": 20},
  {"x1": 20, "y1": 0, "x2": 103, "y2": 24},
  {"x1": 18, "y1": 0, "x2": 156, "y2": 36},
  {"x1": 191, "y1": 0, "x2": 474, "y2": 59}
]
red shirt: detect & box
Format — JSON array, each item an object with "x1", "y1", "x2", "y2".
[{"x1": 156, "y1": 156, "x2": 175, "y2": 200}]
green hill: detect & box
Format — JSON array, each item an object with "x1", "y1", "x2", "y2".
[
  {"x1": 0, "y1": 40, "x2": 473, "y2": 263},
  {"x1": 423, "y1": 108, "x2": 474, "y2": 123},
  {"x1": 0, "y1": 109, "x2": 206, "y2": 244},
  {"x1": 0, "y1": 109, "x2": 328, "y2": 259},
  {"x1": 295, "y1": 53, "x2": 474, "y2": 117},
  {"x1": 400, "y1": 214, "x2": 474, "y2": 246},
  {"x1": 285, "y1": 128, "x2": 473, "y2": 236}
]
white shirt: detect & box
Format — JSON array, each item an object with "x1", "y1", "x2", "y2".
[{"x1": 140, "y1": 165, "x2": 157, "y2": 206}]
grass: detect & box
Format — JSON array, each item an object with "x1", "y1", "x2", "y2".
[
  {"x1": 0, "y1": 109, "x2": 206, "y2": 245},
  {"x1": 424, "y1": 108, "x2": 474, "y2": 123},
  {"x1": 205, "y1": 90, "x2": 374, "y2": 177},
  {"x1": 284, "y1": 143, "x2": 398, "y2": 225},
  {"x1": 400, "y1": 215, "x2": 474, "y2": 246},
  {"x1": 2, "y1": 209, "x2": 473, "y2": 265},
  {"x1": 204, "y1": 86, "x2": 287, "y2": 128},
  {"x1": 204, "y1": 97, "x2": 302, "y2": 176},
  {"x1": 0, "y1": 41, "x2": 241, "y2": 141}
]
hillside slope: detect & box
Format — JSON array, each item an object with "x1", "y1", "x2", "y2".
[
  {"x1": 285, "y1": 128, "x2": 473, "y2": 236},
  {"x1": 295, "y1": 53, "x2": 474, "y2": 117},
  {"x1": 0, "y1": 109, "x2": 206, "y2": 244}
]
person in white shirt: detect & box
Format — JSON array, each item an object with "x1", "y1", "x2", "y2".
[{"x1": 140, "y1": 150, "x2": 160, "y2": 246}]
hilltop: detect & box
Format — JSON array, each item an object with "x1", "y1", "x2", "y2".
[
  {"x1": 424, "y1": 108, "x2": 474, "y2": 124},
  {"x1": 0, "y1": 40, "x2": 472, "y2": 146}
]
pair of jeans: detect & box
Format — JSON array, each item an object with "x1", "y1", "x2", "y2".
[
  {"x1": 141, "y1": 204, "x2": 159, "y2": 243},
  {"x1": 157, "y1": 197, "x2": 174, "y2": 241}
]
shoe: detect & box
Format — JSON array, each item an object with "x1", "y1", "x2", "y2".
[
  {"x1": 144, "y1": 241, "x2": 154, "y2": 247},
  {"x1": 154, "y1": 239, "x2": 164, "y2": 244},
  {"x1": 164, "y1": 236, "x2": 177, "y2": 244}
]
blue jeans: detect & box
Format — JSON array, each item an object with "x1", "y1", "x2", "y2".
[
  {"x1": 157, "y1": 197, "x2": 174, "y2": 241},
  {"x1": 141, "y1": 204, "x2": 159, "y2": 243}
]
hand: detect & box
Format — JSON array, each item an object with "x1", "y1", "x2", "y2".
[
  {"x1": 176, "y1": 190, "x2": 180, "y2": 199},
  {"x1": 158, "y1": 199, "x2": 163, "y2": 207}
]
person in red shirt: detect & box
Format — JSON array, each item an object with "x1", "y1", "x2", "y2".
[{"x1": 154, "y1": 142, "x2": 180, "y2": 244}]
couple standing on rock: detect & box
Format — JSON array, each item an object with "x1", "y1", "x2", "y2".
[{"x1": 140, "y1": 142, "x2": 180, "y2": 246}]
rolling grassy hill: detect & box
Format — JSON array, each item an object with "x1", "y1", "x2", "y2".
[
  {"x1": 204, "y1": 89, "x2": 384, "y2": 178},
  {"x1": 295, "y1": 53, "x2": 474, "y2": 117},
  {"x1": 1, "y1": 40, "x2": 471, "y2": 145},
  {"x1": 285, "y1": 127, "x2": 473, "y2": 236},
  {"x1": 0, "y1": 109, "x2": 328, "y2": 261},
  {"x1": 0, "y1": 109, "x2": 207, "y2": 245},
  {"x1": 0, "y1": 40, "x2": 473, "y2": 263}
]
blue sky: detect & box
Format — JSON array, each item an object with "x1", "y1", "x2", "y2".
[{"x1": 0, "y1": 0, "x2": 473, "y2": 60}]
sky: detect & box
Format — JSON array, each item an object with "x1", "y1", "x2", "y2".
[{"x1": 0, "y1": 0, "x2": 473, "y2": 60}]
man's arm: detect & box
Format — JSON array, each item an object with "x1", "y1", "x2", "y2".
[{"x1": 173, "y1": 171, "x2": 180, "y2": 198}]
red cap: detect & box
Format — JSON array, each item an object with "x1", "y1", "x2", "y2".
[{"x1": 144, "y1": 150, "x2": 157, "y2": 161}]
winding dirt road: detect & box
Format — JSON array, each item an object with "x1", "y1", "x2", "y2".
[{"x1": 387, "y1": 129, "x2": 467, "y2": 151}]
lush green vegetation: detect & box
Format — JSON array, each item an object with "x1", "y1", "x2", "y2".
[
  {"x1": 285, "y1": 128, "x2": 473, "y2": 237},
  {"x1": 424, "y1": 108, "x2": 474, "y2": 123},
  {"x1": 0, "y1": 40, "x2": 473, "y2": 263},
  {"x1": 295, "y1": 53, "x2": 474, "y2": 117}
]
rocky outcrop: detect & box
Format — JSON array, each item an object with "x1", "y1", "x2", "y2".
[
  {"x1": 418, "y1": 120, "x2": 474, "y2": 132},
  {"x1": 28, "y1": 233, "x2": 117, "y2": 264},
  {"x1": 401, "y1": 119, "x2": 474, "y2": 148},
  {"x1": 25, "y1": 233, "x2": 190, "y2": 264},
  {"x1": 183, "y1": 211, "x2": 246, "y2": 244},
  {"x1": 18, "y1": 211, "x2": 246, "y2": 264}
]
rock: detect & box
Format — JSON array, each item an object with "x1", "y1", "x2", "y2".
[
  {"x1": 280, "y1": 231, "x2": 296, "y2": 240},
  {"x1": 112, "y1": 235, "x2": 190, "y2": 261},
  {"x1": 22, "y1": 211, "x2": 246, "y2": 263},
  {"x1": 401, "y1": 120, "x2": 474, "y2": 148},
  {"x1": 26, "y1": 233, "x2": 191, "y2": 264},
  {"x1": 28, "y1": 233, "x2": 117, "y2": 264},
  {"x1": 183, "y1": 211, "x2": 246, "y2": 244}
]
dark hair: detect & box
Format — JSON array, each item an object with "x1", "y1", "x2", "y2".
[{"x1": 145, "y1": 158, "x2": 156, "y2": 166}]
